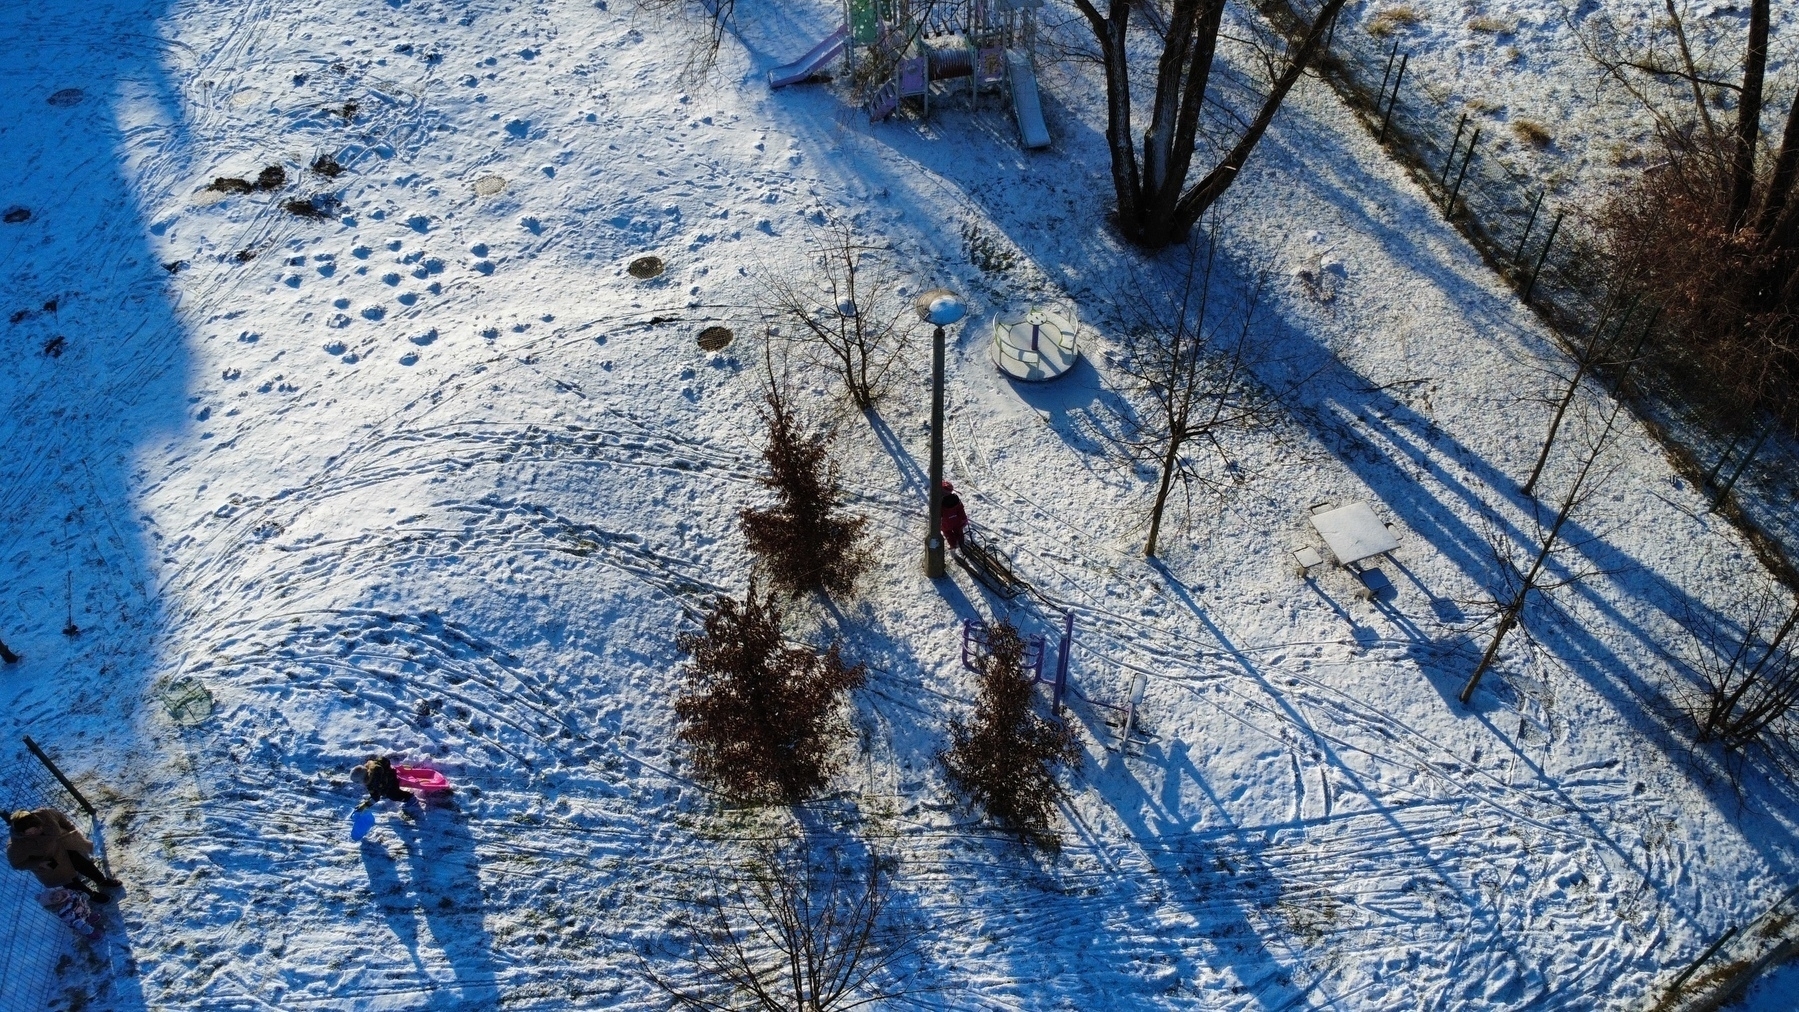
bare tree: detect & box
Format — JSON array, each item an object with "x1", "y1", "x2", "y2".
[
  {"x1": 1068, "y1": 0, "x2": 1347, "y2": 249},
  {"x1": 940, "y1": 620, "x2": 1082, "y2": 848},
  {"x1": 676, "y1": 582, "x2": 867, "y2": 803},
  {"x1": 1462, "y1": 399, "x2": 1627, "y2": 705},
  {"x1": 653, "y1": 838, "x2": 927, "y2": 1011},
  {"x1": 1520, "y1": 292, "x2": 1644, "y2": 497},
  {"x1": 635, "y1": 0, "x2": 740, "y2": 79},
  {"x1": 763, "y1": 220, "x2": 917, "y2": 411},
  {"x1": 1686, "y1": 586, "x2": 1799, "y2": 752},
  {"x1": 1105, "y1": 224, "x2": 1275, "y2": 557},
  {"x1": 740, "y1": 352, "x2": 872, "y2": 597}
]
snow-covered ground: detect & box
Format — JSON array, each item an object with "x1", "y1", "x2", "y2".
[
  {"x1": 5, "y1": 0, "x2": 1799, "y2": 1009},
  {"x1": 1340, "y1": 0, "x2": 1799, "y2": 205}
]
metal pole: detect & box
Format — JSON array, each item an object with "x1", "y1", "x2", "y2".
[
  {"x1": 925, "y1": 323, "x2": 947, "y2": 578},
  {"x1": 1713, "y1": 426, "x2": 1771, "y2": 506},
  {"x1": 1512, "y1": 189, "x2": 1544, "y2": 270},
  {"x1": 1375, "y1": 40, "x2": 1397, "y2": 112},
  {"x1": 1378, "y1": 54, "x2": 1407, "y2": 144},
  {"x1": 1446, "y1": 128, "x2": 1479, "y2": 216},
  {"x1": 1439, "y1": 113, "x2": 1468, "y2": 191},
  {"x1": 23, "y1": 735, "x2": 98, "y2": 817},
  {"x1": 1522, "y1": 210, "x2": 1563, "y2": 304},
  {"x1": 1612, "y1": 306, "x2": 1659, "y2": 395},
  {"x1": 1053, "y1": 611, "x2": 1074, "y2": 715}
]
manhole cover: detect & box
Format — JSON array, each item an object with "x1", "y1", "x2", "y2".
[
  {"x1": 158, "y1": 676, "x2": 215, "y2": 726},
  {"x1": 627, "y1": 255, "x2": 664, "y2": 279},
  {"x1": 473, "y1": 174, "x2": 506, "y2": 196},
  {"x1": 697, "y1": 326, "x2": 733, "y2": 351},
  {"x1": 47, "y1": 88, "x2": 84, "y2": 107}
]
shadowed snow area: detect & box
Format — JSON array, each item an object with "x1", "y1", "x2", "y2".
[{"x1": 2, "y1": 0, "x2": 1797, "y2": 1009}]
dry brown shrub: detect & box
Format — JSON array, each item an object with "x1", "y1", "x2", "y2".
[
  {"x1": 1511, "y1": 119, "x2": 1553, "y2": 148},
  {"x1": 675, "y1": 583, "x2": 867, "y2": 804},
  {"x1": 1368, "y1": 6, "x2": 1422, "y2": 37},
  {"x1": 939, "y1": 621, "x2": 1082, "y2": 849},
  {"x1": 739, "y1": 376, "x2": 871, "y2": 598},
  {"x1": 1599, "y1": 154, "x2": 1799, "y2": 428}
]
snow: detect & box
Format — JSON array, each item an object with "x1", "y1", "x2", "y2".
[
  {"x1": 4, "y1": 0, "x2": 1799, "y2": 1009},
  {"x1": 1344, "y1": 0, "x2": 1799, "y2": 206}
]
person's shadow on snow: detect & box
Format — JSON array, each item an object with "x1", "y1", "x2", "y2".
[
  {"x1": 359, "y1": 837, "x2": 427, "y2": 973},
  {"x1": 398, "y1": 803, "x2": 500, "y2": 1007}
]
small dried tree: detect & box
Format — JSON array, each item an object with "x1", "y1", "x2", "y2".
[
  {"x1": 740, "y1": 359, "x2": 871, "y2": 597},
  {"x1": 676, "y1": 583, "x2": 867, "y2": 803},
  {"x1": 1462, "y1": 399, "x2": 1625, "y2": 705},
  {"x1": 940, "y1": 621, "x2": 1082, "y2": 848},
  {"x1": 763, "y1": 220, "x2": 915, "y2": 411},
  {"x1": 1687, "y1": 587, "x2": 1799, "y2": 752},
  {"x1": 653, "y1": 839, "x2": 926, "y2": 1011},
  {"x1": 1106, "y1": 224, "x2": 1275, "y2": 557}
]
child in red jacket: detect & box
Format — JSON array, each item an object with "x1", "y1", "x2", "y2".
[{"x1": 939, "y1": 481, "x2": 968, "y2": 551}]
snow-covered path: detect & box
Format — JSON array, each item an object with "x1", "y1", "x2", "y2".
[{"x1": 4, "y1": 0, "x2": 1798, "y2": 1009}]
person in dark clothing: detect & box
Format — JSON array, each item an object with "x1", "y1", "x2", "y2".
[
  {"x1": 7, "y1": 808, "x2": 121, "y2": 902},
  {"x1": 939, "y1": 480, "x2": 968, "y2": 551},
  {"x1": 353, "y1": 757, "x2": 417, "y2": 811}
]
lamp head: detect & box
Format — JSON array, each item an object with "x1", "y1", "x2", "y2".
[{"x1": 913, "y1": 289, "x2": 966, "y2": 327}]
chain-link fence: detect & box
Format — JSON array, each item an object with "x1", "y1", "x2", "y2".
[
  {"x1": 1260, "y1": 0, "x2": 1799, "y2": 583},
  {"x1": 0, "y1": 741, "x2": 100, "y2": 1011}
]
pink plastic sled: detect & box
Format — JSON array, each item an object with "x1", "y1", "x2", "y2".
[{"x1": 395, "y1": 765, "x2": 451, "y2": 793}]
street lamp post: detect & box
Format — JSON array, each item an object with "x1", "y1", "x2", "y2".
[{"x1": 914, "y1": 288, "x2": 966, "y2": 578}]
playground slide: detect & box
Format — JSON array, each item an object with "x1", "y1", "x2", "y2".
[
  {"x1": 767, "y1": 23, "x2": 850, "y2": 89},
  {"x1": 1007, "y1": 52, "x2": 1051, "y2": 150}
]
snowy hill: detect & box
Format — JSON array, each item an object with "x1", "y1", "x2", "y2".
[{"x1": 3, "y1": 0, "x2": 1798, "y2": 1009}]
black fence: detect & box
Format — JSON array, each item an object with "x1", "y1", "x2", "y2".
[
  {"x1": 1261, "y1": 0, "x2": 1799, "y2": 583},
  {"x1": 0, "y1": 739, "x2": 100, "y2": 1009}
]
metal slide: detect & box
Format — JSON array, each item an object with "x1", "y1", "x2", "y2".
[
  {"x1": 767, "y1": 23, "x2": 850, "y2": 88},
  {"x1": 1007, "y1": 52, "x2": 1050, "y2": 149}
]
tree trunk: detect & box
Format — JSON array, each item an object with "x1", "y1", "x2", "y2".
[
  {"x1": 1077, "y1": 0, "x2": 1346, "y2": 250},
  {"x1": 1755, "y1": 82, "x2": 1799, "y2": 237},
  {"x1": 1727, "y1": 0, "x2": 1769, "y2": 231},
  {"x1": 1144, "y1": 431, "x2": 1185, "y2": 557}
]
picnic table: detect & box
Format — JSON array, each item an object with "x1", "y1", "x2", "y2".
[{"x1": 1309, "y1": 502, "x2": 1400, "y2": 568}]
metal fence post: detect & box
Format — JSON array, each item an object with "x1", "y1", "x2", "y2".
[
  {"x1": 1375, "y1": 39, "x2": 1397, "y2": 111},
  {"x1": 22, "y1": 735, "x2": 97, "y2": 817},
  {"x1": 1445, "y1": 128, "x2": 1479, "y2": 216},
  {"x1": 1378, "y1": 54, "x2": 1407, "y2": 143},
  {"x1": 1522, "y1": 211, "x2": 1562, "y2": 304},
  {"x1": 1439, "y1": 113, "x2": 1468, "y2": 191},
  {"x1": 1511, "y1": 189, "x2": 1544, "y2": 271}
]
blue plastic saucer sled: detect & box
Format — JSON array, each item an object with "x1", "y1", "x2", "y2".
[{"x1": 350, "y1": 808, "x2": 375, "y2": 842}]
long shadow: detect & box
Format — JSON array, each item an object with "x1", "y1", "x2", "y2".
[
  {"x1": 1, "y1": 0, "x2": 189, "y2": 1006},
  {"x1": 399, "y1": 801, "x2": 502, "y2": 1008},
  {"x1": 359, "y1": 836, "x2": 429, "y2": 973}
]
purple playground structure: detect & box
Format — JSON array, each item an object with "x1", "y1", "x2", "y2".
[{"x1": 767, "y1": 0, "x2": 1050, "y2": 149}]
